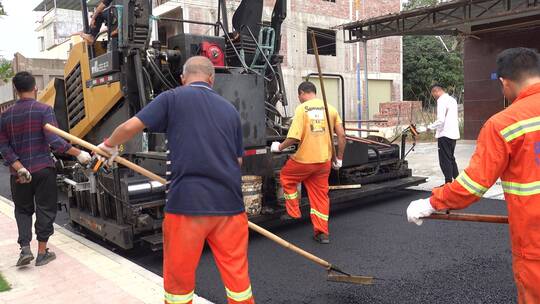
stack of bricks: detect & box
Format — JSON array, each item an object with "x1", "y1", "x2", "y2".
[{"x1": 373, "y1": 101, "x2": 422, "y2": 127}]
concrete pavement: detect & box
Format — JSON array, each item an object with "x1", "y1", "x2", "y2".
[
  {"x1": 407, "y1": 141, "x2": 505, "y2": 200},
  {"x1": 0, "y1": 195, "x2": 213, "y2": 304}
]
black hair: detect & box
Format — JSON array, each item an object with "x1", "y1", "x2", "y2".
[
  {"x1": 12, "y1": 71, "x2": 36, "y2": 93},
  {"x1": 430, "y1": 83, "x2": 444, "y2": 91},
  {"x1": 496, "y1": 47, "x2": 540, "y2": 82},
  {"x1": 298, "y1": 81, "x2": 317, "y2": 95}
]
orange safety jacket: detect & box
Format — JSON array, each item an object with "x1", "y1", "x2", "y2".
[{"x1": 430, "y1": 82, "x2": 540, "y2": 260}]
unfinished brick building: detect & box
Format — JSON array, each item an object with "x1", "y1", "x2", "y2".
[
  {"x1": 153, "y1": 0, "x2": 403, "y2": 120},
  {"x1": 33, "y1": 0, "x2": 404, "y2": 120}
]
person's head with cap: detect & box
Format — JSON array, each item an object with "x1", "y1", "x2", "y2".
[
  {"x1": 181, "y1": 56, "x2": 215, "y2": 87},
  {"x1": 430, "y1": 83, "x2": 446, "y2": 101},
  {"x1": 497, "y1": 47, "x2": 540, "y2": 102}
]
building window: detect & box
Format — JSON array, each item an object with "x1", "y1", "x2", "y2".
[
  {"x1": 38, "y1": 37, "x2": 45, "y2": 52},
  {"x1": 307, "y1": 27, "x2": 336, "y2": 56}
]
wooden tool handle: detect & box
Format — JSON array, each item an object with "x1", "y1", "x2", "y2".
[
  {"x1": 247, "y1": 222, "x2": 331, "y2": 268},
  {"x1": 310, "y1": 30, "x2": 337, "y2": 160},
  {"x1": 44, "y1": 124, "x2": 165, "y2": 184},
  {"x1": 329, "y1": 184, "x2": 361, "y2": 190},
  {"x1": 345, "y1": 127, "x2": 379, "y2": 133},
  {"x1": 45, "y1": 123, "x2": 334, "y2": 270},
  {"x1": 425, "y1": 212, "x2": 508, "y2": 224},
  {"x1": 346, "y1": 135, "x2": 392, "y2": 148}
]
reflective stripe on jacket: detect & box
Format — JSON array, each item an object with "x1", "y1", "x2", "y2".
[{"x1": 430, "y1": 82, "x2": 540, "y2": 259}]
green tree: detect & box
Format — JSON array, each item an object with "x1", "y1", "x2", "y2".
[
  {"x1": 402, "y1": 0, "x2": 464, "y2": 107},
  {"x1": 0, "y1": 2, "x2": 12, "y2": 83},
  {"x1": 0, "y1": 58, "x2": 13, "y2": 83}
]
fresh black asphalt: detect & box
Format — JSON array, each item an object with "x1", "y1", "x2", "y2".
[{"x1": 0, "y1": 166, "x2": 516, "y2": 303}]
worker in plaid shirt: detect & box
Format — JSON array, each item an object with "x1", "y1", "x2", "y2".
[{"x1": 0, "y1": 72, "x2": 92, "y2": 267}]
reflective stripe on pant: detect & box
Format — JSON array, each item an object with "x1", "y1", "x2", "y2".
[
  {"x1": 512, "y1": 255, "x2": 540, "y2": 304},
  {"x1": 280, "y1": 159, "x2": 331, "y2": 235},
  {"x1": 163, "y1": 213, "x2": 254, "y2": 304}
]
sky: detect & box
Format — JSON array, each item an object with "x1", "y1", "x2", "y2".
[{"x1": 0, "y1": 0, "x2": 42, "y2": 59}]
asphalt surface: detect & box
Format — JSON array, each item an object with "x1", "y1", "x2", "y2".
[{"x1": 0, "y1": 166, "x2": 516, "y2": 304}]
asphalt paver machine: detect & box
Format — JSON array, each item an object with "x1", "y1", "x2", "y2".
[{"x1": 40, "y1": 0, "x2": 425, "y2": 250}]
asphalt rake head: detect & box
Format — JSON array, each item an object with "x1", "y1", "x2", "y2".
[{"x1": 326, "y1": 264, "x2": 374, "y2": 285}]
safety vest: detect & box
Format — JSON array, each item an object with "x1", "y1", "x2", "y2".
[{"x1": 431, "y1": 82, "x2": 540, "y2": 259}]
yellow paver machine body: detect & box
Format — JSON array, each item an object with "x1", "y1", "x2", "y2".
[{"x1": 40, "y1": 38, "x2": 122, "y2": 141}]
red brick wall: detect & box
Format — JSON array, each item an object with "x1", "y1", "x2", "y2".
[
  {"x1": 354, "y1": 1, "x2": 402, "y2": 76},
  {"x1": 188, "y1": 7, "x2": 211, "y2": 35},
  {"x1": 373, "y1": 101, "x2": 421, "y2": 127},
  {"x1": 292, "y1": 0, "x2": 350, "y2": 19},
  {"x1": 379, "y1": 37, "x2": 401, "y2": 74},
  {"x1": 362, "y1": 0, "x2": 400, "y2": 18}
]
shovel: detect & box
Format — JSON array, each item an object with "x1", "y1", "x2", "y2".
[{"x1": 45, "y1": 123, "x2": 374, "y2": 285}]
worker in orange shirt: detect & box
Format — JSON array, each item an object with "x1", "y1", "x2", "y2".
[
  {"x1": 271, "y1": 81, "x2": 346, "y2": 244},
  {"x1": 406, "y1": 47, "x2": 540, "y2": 303}
]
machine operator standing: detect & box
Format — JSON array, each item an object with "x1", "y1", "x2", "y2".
[
  {"x1": 80, "y1": 0, "x2": 117, "y2": 45},
  {"x1": 98, "y1": 57, "x2": 255, "y2": 304},
  {"x1": 0, "y1": 72, "x2": 91, "y2": 267},
  {"x1": 407, "y1": 48, "x2": 540, "y2": 303},
  {"x1": 271, "y1": 81, "x2": 346, "y2": 244}
]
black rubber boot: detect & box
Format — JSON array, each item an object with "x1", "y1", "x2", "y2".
[
  {"x1": 35, "y1": 248, "x2": 56, "y2": 266},
  {"x1": 280, "y1": 213, "x2": 299, "y2": 221},
  {"x1": 16, "y1": 246, "x2": 34, "y2": 267},
  {"x1": 313, "y1": 233, "x2": 330, "y2": 244}
]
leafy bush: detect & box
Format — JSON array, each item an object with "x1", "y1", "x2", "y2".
[{"x1": 0, "y1": 272, "x2": 10, "y2": 292}]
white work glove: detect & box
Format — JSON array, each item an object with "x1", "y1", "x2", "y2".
[
  {"x1": 427, "y1": 123, "x2": 436, "y2": 131},
  {"x1": 270, "y1": 141, "x2": 281, "y2": 153},
  {"x1": 97, "y1": 141, "x2": 119, "y2": 166},
  {"x1": 332, "y1": 158, "x2": 343, "y2": 170},
  {"x1": 76, "y1": 150, "x2": 92, "y2": 165},
  {"x1": 416, "y1": 126, "x2": 427, "y2": 133},
  {"x1": 16, "y1": 168, "x2": 32, "y2": 184},
  {"x1": 406, "y1": 198, "x2": 435, "y2": 226}
]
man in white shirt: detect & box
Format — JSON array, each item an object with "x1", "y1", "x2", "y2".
[{"x1": 428, "y1": 84, "x2": 460, "y2": 184}]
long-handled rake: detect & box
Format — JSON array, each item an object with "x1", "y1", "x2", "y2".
[{"x1": 45, "y1": 123, "x2": 374, "y2": 285}]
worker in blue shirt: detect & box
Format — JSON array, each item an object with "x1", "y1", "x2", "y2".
[{"x1": 98, "y1": 56, "x2": 254, "y2": 304}]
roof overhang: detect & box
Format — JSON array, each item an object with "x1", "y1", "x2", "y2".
[
  {"x1": 340, "y1": 0, "x2": 540, "y2": 42},
  {"x1": 33, "y1": 0, "x2": 98, "y2": 11}
]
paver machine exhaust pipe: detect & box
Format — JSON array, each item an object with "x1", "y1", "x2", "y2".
[{"x1": 45, "y1": 123, "x2": 375, "y2": 285}]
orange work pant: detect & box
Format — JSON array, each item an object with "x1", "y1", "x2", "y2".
[
  {"x1": 513, "y1": 255, "x2": 540, "y2": 304},
  {"x1": 280, "y1": 159, "x2": 331, "y2": 235},
  {"x1": 163, "y1": 212, "x2": 254, "y2": 304}
]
